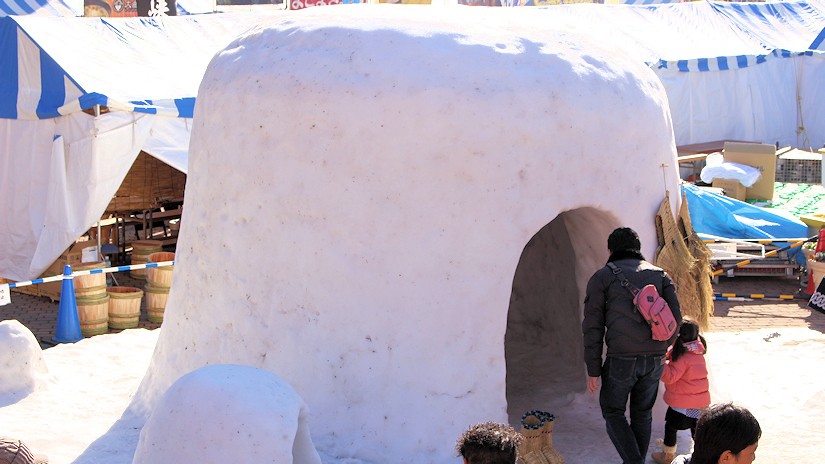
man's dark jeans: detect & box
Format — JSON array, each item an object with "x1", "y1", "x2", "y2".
[{"x1": 600, "y1": 354, "x2": 665, "y2": 464}]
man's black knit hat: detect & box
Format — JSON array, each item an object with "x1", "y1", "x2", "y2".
[{"x1": 607, "y1": 227, "x2": 641, "y2": 253}]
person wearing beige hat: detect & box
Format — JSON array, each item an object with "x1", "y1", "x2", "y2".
[{"x1": 0, "y1": 438, "x2": 48, "y2": 464}]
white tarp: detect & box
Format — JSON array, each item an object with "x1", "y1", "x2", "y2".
[
  {"x1": 657, "y1": 56, "x2": 805, "y2": 147},
  {"x1": 1, "y1": 112, "x2": 145, "y2": 280}
]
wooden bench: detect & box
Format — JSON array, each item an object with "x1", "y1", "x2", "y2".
[{"x1": 133, "y1": 208, "x2": 183, "y2": 240}]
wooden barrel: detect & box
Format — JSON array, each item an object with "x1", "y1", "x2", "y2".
[
  {"x1": 145, "y1": 284, "x2": 169, "y2": 324},
  {"x1": 73, "y1": 261, "x2": 106, "y2": 297},
  {"x1": 147, "y1": 252, "x2": 175, "y2": 288},
  {"x1": 107, "y1": 286, "x2": 144, "y2": 329},
  {"x1": 75, "y1": 283, "x2": 108, "y2": 299},
  {"x1": 130, "y1": 240, "x2": 163, "y2": 279},
  {"x1": 77, "y1": 293, "x2": 109, "y2": 336}
]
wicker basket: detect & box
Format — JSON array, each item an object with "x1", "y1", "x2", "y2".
[{"x1": 519, "y1": 411, "x2": 565, "y2": 464}]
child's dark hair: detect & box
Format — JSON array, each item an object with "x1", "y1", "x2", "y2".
[
  {"x1": 670, "y1": 318, "x2": 707, "y2": 363},
  {"x1": 690, "y1": 402, "x2": 761, "y2": 464},
  {"x1": 456, "y1": 421, "x2": 522, "y2": 464}
]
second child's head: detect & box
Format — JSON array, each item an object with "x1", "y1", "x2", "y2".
[
  {"x1": 690, "y1": 403, "x2": 761, "y2": 464},
  {"x1": 671, "y1": 318, "x2": 706, "y2": 362},
  {"x1": 456, "y1": 421, "x2": 522, "y2": 464}
]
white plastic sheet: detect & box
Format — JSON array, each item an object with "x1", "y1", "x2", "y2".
[{"x1": 699, "y1": 152, "x2": 762, "y2": 187}]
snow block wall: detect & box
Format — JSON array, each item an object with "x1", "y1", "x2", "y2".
[
  {"x1": 133, "y1": 364, "x2": 321, "y2": 464},
  {"x1": 132, "y1": 5, "x2": 680, "y2": 463}
]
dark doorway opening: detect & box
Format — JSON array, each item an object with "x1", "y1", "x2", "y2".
[{"x1": 505, "y1": 208, "x2": 619, "y2": 424}]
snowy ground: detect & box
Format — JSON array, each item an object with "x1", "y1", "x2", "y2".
[{"x1": 0, "y1": 320, "x2": 822, "y2": 463}]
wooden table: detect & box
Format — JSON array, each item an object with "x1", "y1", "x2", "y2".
[{"x1": 133, "y1": 208, "x2": 183, "y2": 241}]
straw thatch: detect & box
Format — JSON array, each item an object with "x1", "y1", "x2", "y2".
[
  {"x1": 518, "y1": 411, "x2": 565, "y2": 464},
  {"x1": 677, "y1": 190, "x2": 714, "y2": 330},
  {"x1": 653, "y1": 192, "x2": 698, "y2": 325},
  {"x1": 106, "y1": 151, "x2": 186, "y2": 214}
]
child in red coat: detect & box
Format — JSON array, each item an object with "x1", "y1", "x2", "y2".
[{"x1": 652, "y1": 318, "x2": 710, "y2": 464}]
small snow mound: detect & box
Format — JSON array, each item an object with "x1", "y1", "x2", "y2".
[
  {"x1": 0, "y1": 320, "x2": 48, "y2": 397},
  {"x1": 133, "y1": 364, "x2": 321, "y2": 464}
]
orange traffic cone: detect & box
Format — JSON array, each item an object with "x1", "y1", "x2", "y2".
[
  {"x1": 816, "y1": 229, "x2": 825, "y2": 253},
  {"x1": 804, "y1": 230, "x2": 825, "y2": 296},
  {"x1": 805, "y1": 269, "x2": 816, "y2": 296}
]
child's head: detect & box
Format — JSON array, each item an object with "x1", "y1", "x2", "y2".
[
  {"x1": 678, "y1": 318, "x2": 701, "y2": 342},
  {"x1": 456, "y1": 421, "x2": 522, "y2": 464},
  {"x1": 690, "y1": 402, "x2": 761, "y2": 464},
  {"x1": 670, "y1": 318, "x2": 706, "y2": 362}
]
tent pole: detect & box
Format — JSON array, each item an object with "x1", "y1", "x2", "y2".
[{"x1": 94, "y1": 104, "x2": 101, "y2": 263}]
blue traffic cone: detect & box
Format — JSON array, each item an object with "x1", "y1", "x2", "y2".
[{"x1": 52, "y1": 265, "x2": 83, "y2": 344}]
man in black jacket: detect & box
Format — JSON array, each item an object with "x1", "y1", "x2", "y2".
[{"x1": 582, "y1": 227, "x2": 682, "y2": 464}]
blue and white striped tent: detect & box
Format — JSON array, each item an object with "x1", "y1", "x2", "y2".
[
  {"x1": 645, "y1": 0, "x2": 825, "y2": 150},
  {"x1": 0, "y1": 0, "x2": 80, "y2": 16},
  {"x1": 0, "y1": 12, "x2": 276, "y2": 281},
  {"x1": 535, "y1": 0, "x2": 825, "y2": 150},
  {"x1": 812, "y1": 23, "x2": 825, "y2": 49},
  {"x1": 0, "y1": 16, "x2": 198, "y2": 120},
  {"x1": 649, "y1": 0, "x2": 825, "y2": 72},
  {"x1": 0, "y1": 13, "x2": 264, "y2": 120}
]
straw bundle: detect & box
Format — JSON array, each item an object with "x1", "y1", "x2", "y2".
[
  {"x1": 677, "y1": 191, "x2": 714, "y2": 330},
  {"x1": 653, "y1": 192, "x2": 697, "y2": 319},
  {"x1": 519, "y1": 411, "x2": 565, "y2": 464}
]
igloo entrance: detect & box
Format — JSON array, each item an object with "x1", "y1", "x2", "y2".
[{"x1": 505, "y1": 207, "x2": 620, "y2": 424}]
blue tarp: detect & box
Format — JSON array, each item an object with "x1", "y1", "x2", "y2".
[{"x1": 682, "y1": 183, "x2": 808, "y2": 240}]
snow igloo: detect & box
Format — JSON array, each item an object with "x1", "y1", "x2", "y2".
[{"x1": 132, "y1": 5, "x2": 681, "y2": 463}]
